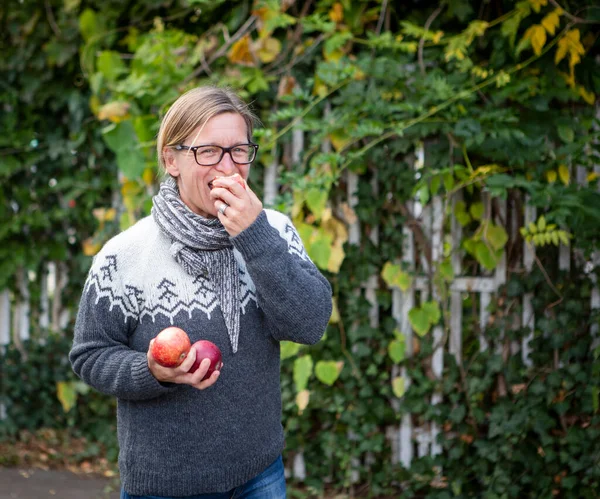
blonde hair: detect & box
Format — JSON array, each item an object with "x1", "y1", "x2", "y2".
[{"x1": 156, "y1": 86, "x2": 257, "y2": 173}]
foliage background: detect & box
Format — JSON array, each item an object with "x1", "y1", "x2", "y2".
[{"x1": 1, "y1": 0, "x2": 600, "y2": 497}]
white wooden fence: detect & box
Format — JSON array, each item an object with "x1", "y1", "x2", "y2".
[{"x1": 1, "y1": 115, "x2": 599, "y2": 483}]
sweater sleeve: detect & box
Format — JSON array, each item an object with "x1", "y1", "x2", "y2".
[
  {"x1": 232, "y1": 210, "x2": 332, "y2": 345},
  {"x1": 69, "y1": 252, "x2": 174, "y2": 401}
]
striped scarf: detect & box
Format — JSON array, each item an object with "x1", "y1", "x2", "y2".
[{"x1": 151, "y1": 177, "x2": 240, "y2": 353}]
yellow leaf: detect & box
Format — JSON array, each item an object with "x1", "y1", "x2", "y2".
[
  {"x1": 121, "y1": 180, "x2": 139, "y2": 197},
  {"x1": 352, "y1": 66, "x2": 366, "y2": 81},
  {"x1": 528, "y1": 0, "x2": 547, "y2": 13},
  {"x1": 541, "y1": 11, "x2": 561, "y2": 36},
  {"x1": 546, "y1": 170, "x2": 557, "y2": 183},
  {"x1": 228, "y1": 34, "x2": 255, "y2": 66},
  {"x1": 329, "y1": 130, "x2": 352, "y2": 152},
  {"x1": 56, "y1": 381, "x2": 77, "y2": 413},
  {"x1": 558, "y1": 164, "x2": 570, "y2": 185},
  {"x1": 82, "y1": 238, "x2": 101, "y2": 256},
  {"x1": 392, "y1": 376, "x2": 406, "y2": 398},
  {"x1": 256, "y1": 36, "x2": 281, "y2": 63},
  {"x1": 312, "y1": 77, "x2": 328, "y2": 97},
  {"x1": 323, "y1": 48, "x2": 344, "y2": 63},
  {"x1": 89, "y1": 95, "x2": 101, "y2": 115},
  {"x1": 586, "y1": 172, "x2": 599, "y2": 183},
  {"x1": 104, "y1": 208, "x2": 116, "y2": 222},
  {"x1": 327, "y1": 238, "x2": 345, "y2": 273},
  {"x1": 291, "y1": 189, "x2": 305, "y2": 220},
  {"x1": 142, "y1": 167, "x2": 155, "y2": 186},
  {"x1": 328, "y1": 2, "x2": 343, "y2": 23},
  {"x1": 277, "y1": 75, "x2": 297, "y2": 99},
  {"x1": 555, "y1": 37, "x2": 568, "y2": 65},
  {"x1": 524, "y1": 25, "x2": 546, "y2": 56},
  {"x1": 340, "y1": 202, "x2": 358, "y2": 225},
  {"x1": 296, "y1": 389, "x2": 310, "y2": 414},
  {"x1": 578, "y1": 86, "x2": 596, "y2": 105},
  {"x1": 97, "y1": 101, "x2": 130, "y2": 122},
  {"x1": 329, "y1": 297, "x2": 340, "y2": 324},
  {"x1": 432, "y1": 31, "x2": 444, "y2": 44},
  {"x1": 92, "y1": 207, "x2": 116, "y2": 222}
]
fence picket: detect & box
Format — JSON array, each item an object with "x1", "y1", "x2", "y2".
[
  {"x1": 450, "y1": 193, "x2": 463, "y2": 364},
  {"x1": 522, "y1": 201, "x2": 537, "y2": 367}
]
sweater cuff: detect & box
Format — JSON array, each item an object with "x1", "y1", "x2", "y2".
[
  {"x1": 231, "y1": 210, "x2": 280, "y2": 260},
  {"x1": 131, "y1": 354, "x2": 172, "y2": 395}
]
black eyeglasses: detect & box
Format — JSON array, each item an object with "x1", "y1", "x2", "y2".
[{"x1": 173, "y1": 143, "x2": 259, "y2": 166}]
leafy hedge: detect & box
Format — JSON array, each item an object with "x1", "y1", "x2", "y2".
[{"x1": 2, "y1": 0, "x2": 600, "y2": 497}]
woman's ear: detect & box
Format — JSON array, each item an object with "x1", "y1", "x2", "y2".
[{"x1": 163, "y1": 147, "x2": 180, "y2": 177}]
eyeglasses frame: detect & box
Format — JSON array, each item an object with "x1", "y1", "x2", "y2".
[{"x1": 173, "y1": 143, "x2": 259, "y2": 166}]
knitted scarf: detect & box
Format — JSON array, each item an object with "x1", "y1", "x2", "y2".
[{"x1": 152, "y1": 177, "x2": 240, "y2": 353}]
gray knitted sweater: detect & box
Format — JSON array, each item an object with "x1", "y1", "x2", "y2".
[{"x1": 69, "y1": 209, "x2": 332, "y2": 496}]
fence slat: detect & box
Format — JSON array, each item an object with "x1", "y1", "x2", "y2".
[
  {"x1": 450, "y1": 193, "x2": 463, "y2": 363},
  {"x1": 522, "y1": 201, "x2": 537, "y2": 367}
]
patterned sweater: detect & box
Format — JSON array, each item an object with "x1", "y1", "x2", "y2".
[{"x1": 69, "y1": 209, "x2": 332, "y2": 496}]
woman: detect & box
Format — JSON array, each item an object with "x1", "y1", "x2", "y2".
[{"x1": 69, "y1": 86, "x2": 332, "y2": 498}]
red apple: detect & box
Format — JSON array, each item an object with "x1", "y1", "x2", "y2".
[
  {"x1": 188, "y1": 340, "x2": 223, "y2": 380},
  {"x1": 150, "y1": 327, "x2": 191, "y2": 368},
  {"x1": 209, "y1": 173, "x2": 246, "y2": 190}
]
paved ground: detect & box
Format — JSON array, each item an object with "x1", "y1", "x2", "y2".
[{"x1": 0, "y1": 468, "x2": 120, "y2": 499}]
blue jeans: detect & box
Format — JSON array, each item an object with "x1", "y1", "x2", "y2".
[{"x1": 120, "y1": 455, "x2": 286, "y2": 499}]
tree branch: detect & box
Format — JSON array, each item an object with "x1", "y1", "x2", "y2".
[
  {"x1": 45, "y1": 0, "x2": 61, "y2": 37},
  {"x1": 419, "y1": 6, "x2": 444, "y2": 76},
  {"x1": 265, "y1": 0, "x2": 314, "y2": 72},
  {"x1": 183, "y1": 15, "x2": 257, "y2": 84},
  {"x1": 397, "y1": 203, "x2": 433, "y2": 268},
  {"x1": 548, "y1": 0, "x2": 599, "y2": 24}
]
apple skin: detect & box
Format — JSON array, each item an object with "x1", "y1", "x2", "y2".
[
  {"x1": 209, "y1": 173, "x2": 246, "y2": 190},
  {"x1": 150, "y1": 327, "x2": 191, "y2": 368},
  {"x1": 188, "y1": 340, "x2": 223, "y2": 381}
]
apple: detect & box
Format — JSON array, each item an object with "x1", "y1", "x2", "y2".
[
  {"x1": 209, "y1": 173, "x2": 246, "y2": 190},
  {"x1": 150, "y1": 327, "x2": 191, "y2": 368},
  {"x1": 188, "y1": 340, "x2": 223, "y2": 380}
]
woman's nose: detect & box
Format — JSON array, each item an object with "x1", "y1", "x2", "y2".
[{"x1": 215, "y1": 151, "x2": 237, "y2": 174}]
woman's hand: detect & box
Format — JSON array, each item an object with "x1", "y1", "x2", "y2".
[
  {"x1": 210, "y1": 176, "x2": 263, "y2": 237},
  {"x1": 147, "y1": 339, "x2": 221, "y2": 390}
]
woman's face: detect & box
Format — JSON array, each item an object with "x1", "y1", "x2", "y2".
[{"x1": 163, "y1": 112, "x2": 251, "y2": 218}]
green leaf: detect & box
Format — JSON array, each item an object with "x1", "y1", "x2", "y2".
[
  {"x1": 102, "y1": 121, "x2": 146, "y2": 178},
  {"x1": 96, "y1": 51, "x2": 126, "y2": 81},
  {"x1": 454, "y1": 200, "x2": 471, "y2": 226},
  {"x1": 79, "y1": 9, "x2": 105, "y2": 42},
  {"x1": 388, "y1": 337, "x2": 406, "y2": 363},
  {"x1": 557, "y1": 125, "x2": 574, "y2": 144},
  {"x1": 324, "y1": 31, "x2": 353, "y2": 55},
  {"x1": 293, "y1": 355, "x2": 313, "y2": 392},
  {"x1": 537, "y1": 215, "x2": 546, "y2": 231},
  {"x1": 56, "y1": 381, "x2": 77, "y2": 413},
  {"x1": 558, "y1": 231, "x2": 570, "y2": 246},
  {"x1": 315, "y1": 360, "x2": 343, "y2": 386},
  {"x1": 430, "y1": 175, "x2": 441, "y2": 196},
  {"x1": 417, "y1": 184, "x2": 430, "y2": 205},
  {"x1": 475, "y1": 242, "x2": 498, "y2": 270},
  {"x1": 280, "y1": 341, "x2": 301, "y2": 361},
  {"x1": 486, "y1": 223, "x2": 508, "y2": 251},
  {"x1": 381, "y1": 262, "x2": 413, "y2": 292},
  {"x1": 443, "y1": 172, "x2": 455, "y2": 192},
  {"x1": 422, "y1": 301, "x2": 441, "y2": 324},
  {"x1": 392, "y1": 376, "x2": 406, "y2": 398},
  {"x1": 408, "y1": 307, "x2": 430, "y2": 337},
  {"x1": 469, "y1": 202, "x2": 484, "y2": 220},
  {"x1": 305, "y1": 188, "x2": 328, "y2": 220},
  {"x1": 308, "y1": 232, "x2": 332, "y2": 270},
  {"x1": 439, "y1": 260, "x2": 454, "y2": 281}
]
